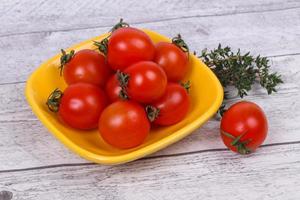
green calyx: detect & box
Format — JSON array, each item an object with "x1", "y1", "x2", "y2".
[
  {"x1": 110, "y1": 18, "x2": 130, "y2": 32},
  {"x1": 116, "y1": 70, "x2": 130, "y2": 100},
  {"x1": 145, "y1": 105, "x2": 160, "y2": 122},
  {"x1": 46, "y1": 88, "x2": 63, "y2": 113},
  {"x1": 94, "y1": 38, "x2": 109, "y2": 55},
  {"x1": 59, "y1": 49, "x2": 75, "y2": 76},
  {"x1": 180, "y1": 80, "x2": 191, "y2": 93},
  {"x1": 94, "y1": 18, "x2": 130, "y2": 55},
  {"x1": 172, "y1": 34, "x2": 189, "y2": 54},
  {"x1": 221, "y1": 130, "x2": 252, "y2": 155}
]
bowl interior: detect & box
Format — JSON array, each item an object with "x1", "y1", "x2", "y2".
[{"x1": 26, "y1": 30, "x2": 223, "y2": 164}]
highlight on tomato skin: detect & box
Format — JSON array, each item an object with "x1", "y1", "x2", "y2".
[
  {"x1": 107, "y1": 27, "x2": 156, "y2": 71},
  {"x1": 99, "y1": 101, "x2": 150, "y2": 149},
  {"x1": 147, "y1": 82, "x2": 190, "y2": 126},
  {"x1": 60, "y1": 49, "x2": 112, "y2": 87},
  {"x1": 120, "y1": 61, "x2": 168, "y2": 104},
  {"x1": 220, "y1": 101, "x2": 268, "y2": 155},
  {"x1": 47, "y1": 83, "x2": 108, "y2": 130},
  {"x1": 154, "y1": 42, "x2": 189, "y2": 82}
]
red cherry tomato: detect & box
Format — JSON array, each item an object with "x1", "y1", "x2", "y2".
[
  {"x1": 50, "y1": 83, "x2": 108, "y2": 130},
  {"x1": 149, "y1": 83, "x2": 190, "y2": 125},
  {"x1": 62, "y1": 49, "x2": 111, "y2": 87},
  {"x1": 107, "y1": 27, "x2": 155, "y2": 71},
  {"x1": 99, "y1": 101, "x2": 150, "y2": 149},
  {"x1": 154, "y1": 42, "x2": 189, "y2": 81},
  {"x1": 220, "y1": 101, "x2": 268, "y2": 154},
  {"x1": 121, "y1": 61, "x2": 167, "y2": 103},
  {"x1": 105, "y1": 74, "x2": 122, "y2": 103}
]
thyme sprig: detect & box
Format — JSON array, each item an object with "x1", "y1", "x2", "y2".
[{"x1": 198, "y1": 44, "x2": 283, "y2": 114}]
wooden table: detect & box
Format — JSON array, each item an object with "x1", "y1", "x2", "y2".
[{"x1": 1, "y1": 0, "x2": 300, "y2": 199}]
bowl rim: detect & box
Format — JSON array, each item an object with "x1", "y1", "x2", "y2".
[{"x1": 25, "y1": 29, "x2": 224, "y2": 165}]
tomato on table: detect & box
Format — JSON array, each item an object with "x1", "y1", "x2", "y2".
[
  {"x1": 60, "y1": 49, "x2": 111, "y2": 87},
  {"x1": 147, "y1": 82, "x2": 190, "y2": 125},
  {"x1": 47, "y1": 83, "x2": 108, "y2": 130},
  {"x1": 99, "y1": 101, "x2": 150, "y2": 149},
  {"x1": 220, "y1": 101, "x2": 268, "y2": 154},
  {"x1": 107, "y1": 27, "x2": 155, "y2": 71}
]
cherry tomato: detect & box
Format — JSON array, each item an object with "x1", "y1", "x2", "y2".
[
  {"x1": 62, "y1": 49, "x2": 111, "y2": 87},
  {"x1": 48, "y1": 83, "x2": 108, "y2": 130},
  {"x1": 148, "y1": 83, "x2": 190, "y2": 125},
  {"x1": 99, "y1": 101, "x2": 150, "y2": 149},
  {"x1": 220, "y1": 101, "x2": 268, "y2": 154},
  {"x1": 107, "y1": 27, "x2": 155, "y2": 71},
  {"x1": 120, "y1": 61, "x2": 167, "y2": 103},
  {"x1": 105, "y1": 74, "x2": 122, "y2": 102},
  {"x1": 154, "y1": 42, "x2": 189, "y2": 81}
]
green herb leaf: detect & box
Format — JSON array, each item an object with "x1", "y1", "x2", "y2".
[{"x1": 198, "y1": 44, "x2": 283, "y2": 113}]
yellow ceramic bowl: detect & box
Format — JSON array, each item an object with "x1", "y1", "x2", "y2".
[{"x1": 25, "y1": 29, "x2": 223, "y2": 165}]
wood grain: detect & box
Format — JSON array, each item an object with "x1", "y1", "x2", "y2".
[
  {"x1": 1, "y1": 0, "x2": 300, "y2": 199},
  {"x1": 1, "y1": 5, "x2": 300, "y2": 84},
  {"x1": 1, "y1": 0, "x2": 300, "y2": 36},
  {"x1": 0, "y1": 191, "x2": 13, "y2": 200},
  {"x1": 0, "y1": 54, "x2": 299, "y2": 170},
  {"x1": 1, "y1": 143, "x2": 300, "y2": 200}
]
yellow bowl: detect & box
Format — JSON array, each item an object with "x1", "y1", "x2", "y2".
[{"x1": 25, "y1": 29, "x2": 223, "y2": 165}]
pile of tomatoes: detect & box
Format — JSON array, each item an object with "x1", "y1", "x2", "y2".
[{"x1": 47, "y1": 20, "x2": 190, "y2": 149}]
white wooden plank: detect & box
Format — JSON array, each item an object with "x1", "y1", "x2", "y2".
[
  {"x1": 0, "y1": 0, "x2": 298, "y2": 197},
  {"x1": 0, "y1": 54, "x2": 299, "y2": 170},
  {"x1": 0, "y1": 143, "x2": 300, "y2": 200},
  {"x1": 1, "y1": 7, "x2": 300, "y2": 84},
  {"x1": 1, "y1": 0, "x2": 300, "y2": 36}
]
